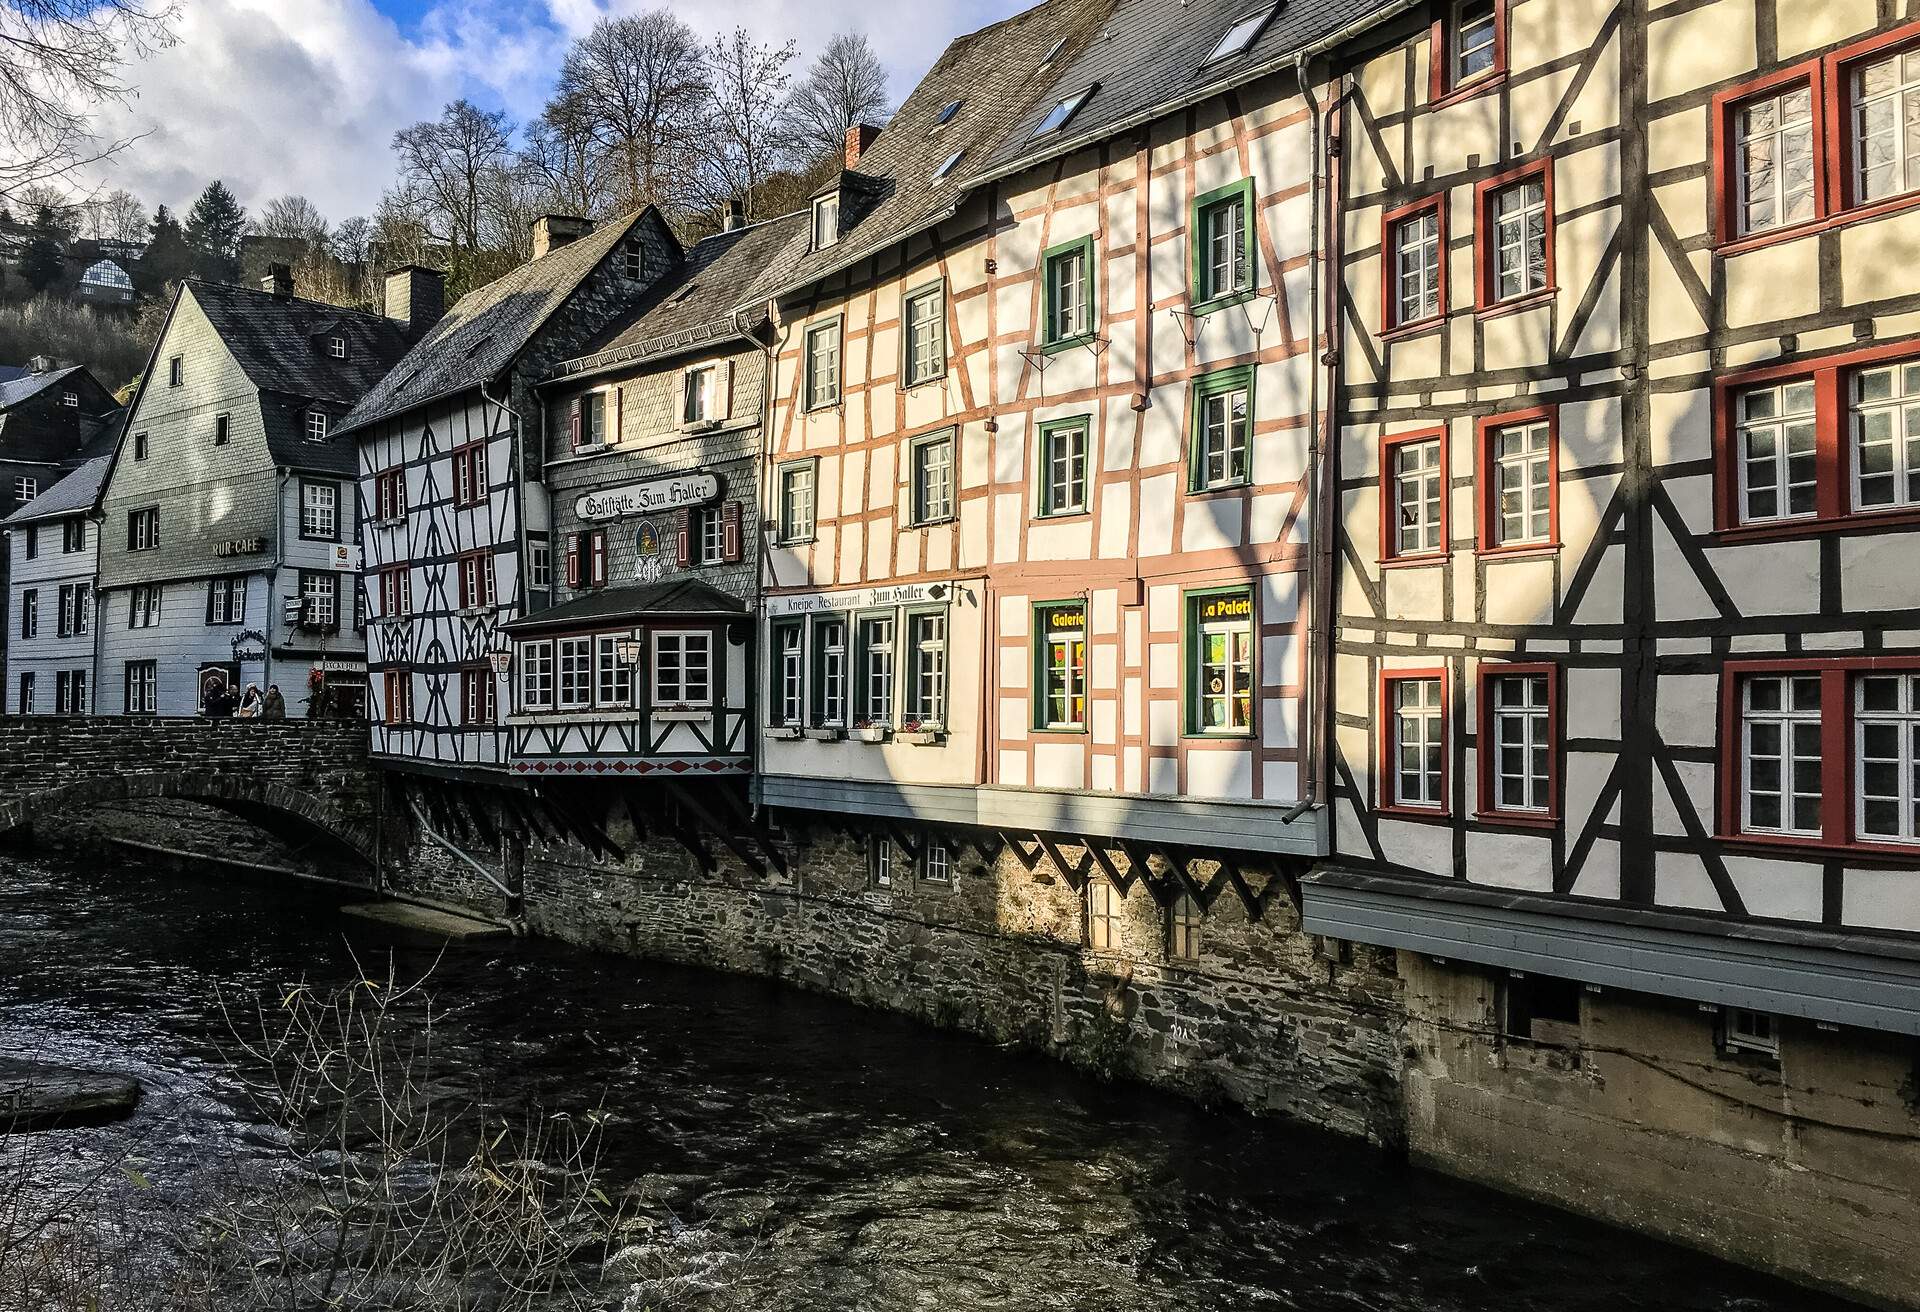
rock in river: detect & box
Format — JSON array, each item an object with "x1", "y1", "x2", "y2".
[{"x1": 0, "y1": 1059, "x2": 141, "y2": 1130}]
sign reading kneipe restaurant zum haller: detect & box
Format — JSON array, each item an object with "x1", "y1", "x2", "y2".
[{"x1": 576, "y1": 473, "x2": 720, "y2": 522}]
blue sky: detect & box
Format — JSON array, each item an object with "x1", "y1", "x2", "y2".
[{"x1": 71, "y1": 0, "x2": 1019, "y2": 222}]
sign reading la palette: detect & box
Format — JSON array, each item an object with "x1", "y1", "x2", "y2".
[
  {"x1": 575, "y1": 472, "x2": 720, "y2": 522},
  {"x1": 1197, "y1": 592, "x2": 1252, "y2": 623}
]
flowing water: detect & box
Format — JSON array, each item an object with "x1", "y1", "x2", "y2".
[{"x1": 0, "y1": 851, "x2": 1862, "y2": 1310}]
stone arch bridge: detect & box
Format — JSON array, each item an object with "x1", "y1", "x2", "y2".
[{"x1": 0, "y1": 718, "x2": 383, "y2": 874}]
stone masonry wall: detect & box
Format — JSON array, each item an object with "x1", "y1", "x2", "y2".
[{"x1": 384, "y1": 809, "x2": 1409, "y2": 1145}]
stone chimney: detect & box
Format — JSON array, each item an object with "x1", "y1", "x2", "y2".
[
  {"x1": 723, "y1": 199, "x2": 745, "y2": 232},
  {"x1": 27, "y1": 355, "x2": 54, "y2": 375},
  {"x1": 262, "y1": 263, "x2": 294, "y2": 299},
  {"x1": 531, "y1": 214, "x2": 594, "y2": 261},
  {"x1": 384, "y1": 265, "x2": 446, "y2": 338},
  {"x1": 845, "y1": 123, "x2": 882, "y2": 168}
]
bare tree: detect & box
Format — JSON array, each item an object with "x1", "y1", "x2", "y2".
[
  {"x1": 0, "y1": 0, "x2": 179, "y2": 204},
  {"x1": 13, "y1": 181, "x2": 78, "y2": 238},
  {"x1": 785, "y1": 32, "x2": 890, "y2": 168},
  {"x1": 194, "y1": 964, "x2": 618, "y2": 1310},
  {"x1": 255, "y1": 194, "x2": 329, "y2": 248},
  {"x1": 550, "y1": 11, "x2": 709, "y2": 215},
  {"x1": 520, "y1": 98, "x2": 618, "y2": 221},
  {"x1": 390, "y1": 100, "x2": 515, "y2": 294},
  {"x1": 84, "y1": 185, "x2": 146, "y2": 243},
  {"x1": 699, "y1": 28, "x2": 797, "y2": 221}
]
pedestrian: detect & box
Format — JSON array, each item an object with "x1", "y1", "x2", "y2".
[
  {"x1": 262, "y1": 684, "x2": 286, "y2": 720},
  {"x1": 203, "y1": 679, "x2": 234, "y2": 718},
  {"x1": 237, "y1": 684, "x2": 263, "y2": 718}
]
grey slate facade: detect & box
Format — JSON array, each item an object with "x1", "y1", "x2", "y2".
[
  {"x1": 95, "y1": 279, "x2": 412, "y2": 716},
  {"x1": 2, "y1": 455, "x2": 107, "y2": 714}
]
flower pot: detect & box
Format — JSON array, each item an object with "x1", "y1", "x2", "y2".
[
  {"x1": 764, "y1": 725, "x2": 802, "y2": 740},
  {"x1": 851, "y1": 725, "x2": 890, "y2": 744},
  {"x1": 804, "y1": 727, "x2": 846, "y2": 741},
  {"x1": 896, "y1": 731, "x2": 942, "y2": 746}
]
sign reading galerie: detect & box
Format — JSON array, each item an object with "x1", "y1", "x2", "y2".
[{"x1": 576, "y1": 472, "x2": 720, "y2": 522}]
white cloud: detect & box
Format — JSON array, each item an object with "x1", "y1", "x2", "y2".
[{"x1": 65, "y1": 0, "x2": 1017, "y2": 224}]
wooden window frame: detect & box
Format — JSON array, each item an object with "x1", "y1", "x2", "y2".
[
  {"x1": 1381, "y1": 194, "x2": 1448, "y2": 336},
  {"x1": 1475, "y1": 661, "x2": 1561, "y2": 827},
  {"x1": 1473, "y1": 158, "x2": 1555, "y2": 315},
  {"x1": 1380, "y1": 667, "x2": 1451, "y2": 818},
  {"x1": 1475, "y1": 405, "x2": 1561, "y2": 556},
  {"x1": 1380, "y1": 426, "x2": 1451, "y2": 564},
  {"x1": 451, "y1": 439, "x2": 487, "y2": 508},
  {"x1": 1428, "y1": 0, "x2": 1508, "y2": 107},
  {"x1": 770, "y1": 618, "x2": 807, "y2": 727},
  {"x1": 298, "y1": 478, "x2": 340, "y2": 542},
  {"x1": 900, "y1": 279, "x2": 948, "y2": 387},
  {"x1": 1718, "y1": 656, "x2": 1920, "y2": 858},
  {"x1": 1040, "y1": 234, "x2": 1097, "y2": 353},
  {"x1": 1031, "y1": 599, "x2": 1089, "y2": 734},
  {"x1": 803, "y1": 317, "x2": 843, "y2": 412},
  {"x1": 1712, "y1": 339, "x2": 1920, "y2": 539},
  {"x1": 777, "y1": 458, "x2": 819, "y2": 543},
  {"x1": 652, "y1": 628, "x2": 714, "y2": 709},
  {"x1": 382, "y1": 667, "x2": 411, "y2": 726},
  {"x1": 1188, "y1": 364, "x2": 1257, "y2": 493},
  {"x1": 811, "y1": 613, "x2": 850, "y2": 728},
  {"x1": 1035, "y1": 416, "x2": 1090, "y2": 518},
  {"x1": 459, "y1": 664, "x2": 495, "y2": 726},
  {"x1": 909, "y1": 429, "x2": 957, "y2": 526},
  {"x1": 374, "y1": 468, "x2": 406, "y2": 523},
  {"x1": 455, "y1": 549, "x2": 495, "y2": 611},
  {"x1": 1183, "y1": 586, "x2": 1256, "y2": 738},
  {"x1": 1189, "y1": 177, "x2": 1258, "y2": 315}
]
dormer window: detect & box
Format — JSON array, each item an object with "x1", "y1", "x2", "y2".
[
  {"x1": 935, "y1": 99, "x2": 964, "y2": 128},
  {"x1": 306, "y1": 410, "x2": 329, "y2": 442},
  {"x1": 1034, "y1": 85, "x2": 1095, "y2": 137},
  {"x1": 812, "y1": 193, "x2": 840, "y2": 251},
  {"x1": 1205, "y1": 4, "x2": 1277, "y2": 64},
  {"x1": 933, "y1": 149, "x2": 965, "y2": 181},
  {"x1": 327, "y1": 335, "x2": 347, "y2": 359},
  {"x1": 623, "y1": 243, "x2": 646, "y2": 280}
]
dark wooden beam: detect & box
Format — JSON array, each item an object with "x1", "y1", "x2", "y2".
[
  {"x1": 1035, "y1": 834, "x2": 1090, "y2": 893},
  {"x1": 664, "y1": 781, "x2": 767, "y2": 879}
]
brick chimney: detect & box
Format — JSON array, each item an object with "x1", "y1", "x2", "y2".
[
  {"x1": 262, "y1": 263, "x2": 294, "y2": 299},
  {"x1": 384, "y1": 265, "x2": 446, "y2": 338},
  {"x1": 845, "y1": 123, "x2": 882, "y2": 168},
  {"x1": 531, "y1": 214, "x2": 594, "y2": 261}
]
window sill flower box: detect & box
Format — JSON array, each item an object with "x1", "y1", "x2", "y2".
[
  {"x1": 851, "y1": 722, "x2": 890, "y2": 744},
  {"x1": 896, "y1": 720, "x2": 944, "y2": 746},
  {"x1": 652, "y1": 706, "x2": 708, "y2": 723},
  {"x1": 764, "y1": 724, "x2": 802, "y2": 740},
  {"x1": 805, "y1": 726, "x2": 846, "y2": 741}
]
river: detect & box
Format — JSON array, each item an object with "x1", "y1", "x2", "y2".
[{"x1": 0, "y1": 851, "x2": 1861, "y2": 1311}]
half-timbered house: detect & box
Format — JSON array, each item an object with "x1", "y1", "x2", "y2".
[
  {"x1": 1308, "y1": 0, "x2": 1920, "y2": 1300},
  {"x1": 505, "y1": 209, "x2": 805, "y2": 781},
  {"x1": 340, "y1": 213, "x2": 680, "y2": 775}
]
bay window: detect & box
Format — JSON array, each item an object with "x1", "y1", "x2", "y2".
[
  {"x1": 557, "y1": 636, "x2": 593, "y2": 709},
  {"x1": 653, "y1": 631, "x2": 712, "y2": 708},
  {"x1": 597, "y1": 634, "x2": 632, "y2": 708},
  {"x1": 519, "y1": 641, "x2": 554, "y2": 710}
]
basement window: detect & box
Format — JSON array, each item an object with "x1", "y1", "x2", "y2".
[
  {"x1": 1723, "y1": 1007, "x2": 1780, "y2": 1057},
  {"x1": 1502, "y1": 972, "x2": 1581, "y2": 1045}
]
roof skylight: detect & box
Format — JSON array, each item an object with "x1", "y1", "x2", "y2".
[
  {"x1": 1205, "y1": 4, "x2": 1279, "y2": 64},
  {"x1": 1041, "y1": 35, "x2": 1067, "y2": 64},
  {"x1": 1032, "y1": 85, "x2": 1095, "y2": 137},
  {"x1": 935, "y1": 99, "x2": 964, "y2": 127},
  {"x1": 933, "y1": 149, "x2": 965, "y2": 181}
]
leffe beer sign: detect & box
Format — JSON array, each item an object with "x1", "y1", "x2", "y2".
[{"x1": 575, "y1": 472, "x2": 720, "y2": 522}]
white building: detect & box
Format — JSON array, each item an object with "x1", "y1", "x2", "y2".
[{"x1": 3, "y1": 455, "x2": 106, "y2": 714}]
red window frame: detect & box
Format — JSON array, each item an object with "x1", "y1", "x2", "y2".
[
  {"x1": 374, "y1": 468, "x2": 406, "y2": 522},
  {"x1": 378, "y1": 565, "x2": 410, "y2": 618},
  {"x1": 459, "y1": 664, "x2": 495, "y2": 726},
  {"x1": 1718, "y1": 656, "x2": 1920, "y2": 857},
  {"x1": 451, "y1": 439, "x2": 487, "y2": 508},
  {"x1": 1475, "y1": 661, "x2": 1560, "y2": 827},
  {"x1": 1474, "y1": 405, "x2": 1560, "y2": 555},
  {"x1": 1709, "y1": 19, "x2": 1920, "y2": 251},
  {"x1": 1380, "y1": 667, "x2": 1451, "y2": 817},
  {"x1": 1381, "y1": 194, "x2": 1448, "y2": 335},
  {"x1": 1379, "y1": 426, "x2": 1451, "y2": 564},
  {"x1": 382, "y1": 667, "x2": 410, "y2": 726},
  {"x1": 456, "y1": 549, "x2": 494, "y2": 609},
  {"x1": 1711, "y1": 338, "x2": 1920, "y2": 538},
  {"x1": 1473, "y1": 159, "x2": 1554, "y2": 314},
  {"x1": 1428, "y1": 0, "x2": 1507, "y2": 106}
]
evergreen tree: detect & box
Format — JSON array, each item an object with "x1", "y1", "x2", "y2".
[
  {"x1": 184, "y1": 180, "x2": 247, "y2": 283},
  {"x1": 138, "y1": 205, "x2": 195, "y2": 293},
  {"x1": 20, "y1": 206, "x2": 68, "y2": 293}
]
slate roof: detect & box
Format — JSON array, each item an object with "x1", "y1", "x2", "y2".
[
  {"x1": 501, "y1": 578, "x2": 747, "y2": 632},
  {"x1": 185, "y1": 281, "x2": 414, "y2": 409},
  {"x1": 972, "y1": 0, "x2": 1409, "y2": 182},
  {"x1": 0, "y1": 365, "x2": 28, "y2": 388},
  {"x1": 551, "y1": 210, "x2": 809, "y2": 382},
  {"x1": 0, "y1": 364, "x2": 87, "y2": 411},
  {"x1": 756, "y1": 0, "x2": 1117, "y2": 303},
  {"x1": 339, "y1": 211, "x2": 658, "y2": 437},
  {"x1": 2, "y1": 454, "x2": 108, "y2": 525}
]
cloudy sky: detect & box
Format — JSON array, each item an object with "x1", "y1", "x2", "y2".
[{"x1": 79, "y1": 0, "x2": 1019, "y2": 223}]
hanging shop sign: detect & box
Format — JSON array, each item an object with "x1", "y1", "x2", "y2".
[{"x1": 575, "y1": 472, "x2": 720, "y2": 522}]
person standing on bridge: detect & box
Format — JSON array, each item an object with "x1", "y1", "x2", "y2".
[
  {"x1": 236, "y1": 684, "x2": 263, "y2": 718},
  {"x1": 262, "y1": 685, "x2": 285, "y2": 720}
]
